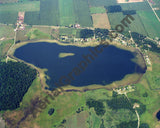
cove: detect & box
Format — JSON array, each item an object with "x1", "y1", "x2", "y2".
[{"x1": 14, "y1": 42, "x2": 146, "y2": 90}]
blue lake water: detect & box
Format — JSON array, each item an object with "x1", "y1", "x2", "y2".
[
  {"x1": 156, "y1": 111, "x2": 160, "y2": 120},
  {"x1": 14, "y1": 42, "x2": 146, "y2": 90}
]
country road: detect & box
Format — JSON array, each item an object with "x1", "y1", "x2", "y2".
[{"x1": 146, "y1": 0, "x2": 160, "y2": 22}]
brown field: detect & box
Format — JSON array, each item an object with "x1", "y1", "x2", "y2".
[
  {"x1": 92, "y1": 13, "x2": 111, "y2": 29},
  {"x1": 117, "y1": 0, "x2": 143, "y2": 3}
]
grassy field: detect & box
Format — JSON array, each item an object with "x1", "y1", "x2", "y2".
[
  {"x1": 59, "y1": 28, "x2": 78, "y2": 37},
  {"x1": 0, "y1": 39, "x2": 14, "y2": 59},
  {"x1": 88, "y1": 0, "x2": 117, "y2": 7},
  {"x1": 26, "y1": 28, "x2": 51, "y2": 40},
  {"x1": 39, "y1": 0, "x2": 60, "y2": 26},
  {"x1": 0, "y1": 1, "x2": 40, "y2": 12},
  {"x1": 0, "y1": 11, "x2": 18, "y2": 24},
  {"x1": 74, "y1": 0, "x2": 93, "y2": 27},
  {"x1": 59, "y1": 0, "x2": 76, "y2": 26},
  {"x1": 107, "y1": 12, "x2": 124, "y2": 29},
  {"x1": 127, "y1": 14, "x2": 148, "y2": 36},
  {"x1": 89, "y1": 7, "x2": 106, "y2": 14},
  {"x1": 92, "y1": 13, "x2": 111, "y2": 29},
  {"x1": 0, "y1": 25, "x2": 14, "y2": 39},
  {"x1": 119, "y1": 1, "x2": 151, "y2": 11},
  {"x1": 137, "y1": 10, "x2": 160, "y2": 38},
  {"x1": 156, "y1": 10, "x2": 160, "y2": 18},
  {"x1": 24, "y1": 11, "x2": 40, "y2": 25}
]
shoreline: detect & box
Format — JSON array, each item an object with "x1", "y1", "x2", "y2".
[{"x1": 8, "y1": 39, "x2": 146, "y2": 92}]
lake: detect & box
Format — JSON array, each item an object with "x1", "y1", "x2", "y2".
[
  {"x1": 156, "y1": 111, "x2": 160, "y2": 121},
  {"x1": 14, "y1": 42, "x2": 146, "y2": 90}
]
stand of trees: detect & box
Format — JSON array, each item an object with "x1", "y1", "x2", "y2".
[
  {"x1": 86, "y1": 99, "x2": 106, "y2": 116},
  {"x1": 131, "y1": 32, "x2": 160, "y2": 53},
  {"x1": 0, "y1": 61, "x2": 37, "y2": 110},
  {"x1": 80, "y1": 29, "x2": 94, "y2": 39}
]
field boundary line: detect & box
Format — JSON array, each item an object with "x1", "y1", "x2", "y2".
[{"x1": 146, "y1": 0, "x2": 160, "y2": 22}]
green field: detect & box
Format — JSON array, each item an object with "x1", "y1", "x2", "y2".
[
  {"x1": 119, "y1": 2, "x2": 151, "y2": 11},
  {"x1": 88, "y1": 0, "x2": 117, "y2": 7},
  {"x1": 156, "y1": 10, "x2": 160, "y2": 18},
  {"x1": 0, "y1": 39, "x2": 14, "y2": 59},
  {"x1": 137, "y1": 10, "x2": 160, "y2": 38},
  {"x1": 74, "y1": 0, "x2": 93, "y2": 27},
  {"x1": 39, "y1": 0, "x2": 60, "y2": 26},
  {"x1": 90, "y1": 7, "x2": 106, "y2": 14},
  {"x1": 0, "y1": 1, "x2": 40, "y2": 12},
  {"x1": 24, "y1": 11, "x2": 40, "y2": 25},
  {"x1": 107, "y1": 12, "x2": 124, "y2": 29},
  {"x1": 59, "y1": 28, "x2": 77, "y2": 36},
  {"x1": 59, "y1": 0, "x2": 76, "y2": 26},
  {"x1": 0, "y1": 25, "x2": 14, "y2": 38},
  {"x1": 24, "y1": 0, "x2": 92, "y2": 27},
  {"x1": 0, "y1": 11, "x2": 18, "y2": 24}
]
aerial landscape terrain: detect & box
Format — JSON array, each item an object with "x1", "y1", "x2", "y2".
[{"x1": 0, "y1": 0, "x2": 160, "y2": 128}]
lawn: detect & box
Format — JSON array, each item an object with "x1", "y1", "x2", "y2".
[
  {"x1": 59, "y1": 0, "x2": 76, "y2": 26},
  {"x1": 90, "y1": 7, "x2": 106, "y2": 14},
  {"x1": 0, "y1": 1, "x2": 40, "y2": 12}
]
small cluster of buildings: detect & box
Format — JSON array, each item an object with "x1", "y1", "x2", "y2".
[{"x1": 14, "y1": 12, "x2": 25, "y2": 31}]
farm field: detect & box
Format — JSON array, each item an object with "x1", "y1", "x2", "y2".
[
  {"x1": 0, "y1": 25, "x2": 14, "y2": 39},
  {"x1": 24, "y1": 0, "x2": 92, "y2": 27},
  {"x1": 0, "y1": 12, "x2": 18, "y2": 24},
  {"x1": 0, "y1": 0, "x2": 18, "y2": 3},
  {"x1": 137, "y1": 10, "x2": 160, "y2": 38},
  {"x1": 107, "y1": 12, "x2": 124, "y2": 29},
  {"x1": 119, "y1": 1, "x2": 151, "y2": 11},
  {"x1": 156, "y1": 10, "x2": 160, "y2": 18},
  {"x1": 59, "y1": 28, "x2": 77, "y2": 36},
  {"x1": 92, "y1": 13, "x2": 111, "y2": 29},
  {"x1": 24, "y1": 11, "x2": 40, "y2": 25},
  {"x1": 59, "y1": 0, "x2": 76, "y2": 26},
  {"x1": 73, "y1": 0, "x2": 93, "y2": 27},
  {"x1": 88, "y1": 0, "x2": 117, "y2": 7},
  {"x1": 0, "y1": 39, "x2": 14, "y2": 59},
  {"x1": 0, "y1": 1, "x2": 40, "y2": 12},
  {"x1": 89, "y1": 7, "x2": 106, "y2": 14},
  {"x1": 39, "y1": 0, "x2": 60, "y2": 26}
]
